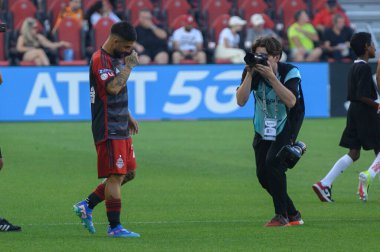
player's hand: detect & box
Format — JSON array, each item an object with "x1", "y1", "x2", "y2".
[
  {"x1": 124, "y1": 50, "x2": 139, "y2": 69},
  {"x1": 128, "y1": 116, "x2": 139, "y2": 135}
]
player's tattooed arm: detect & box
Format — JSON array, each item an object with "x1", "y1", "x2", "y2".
[{"x1": 106, "y1": 51, "x2": 139, "y2": 95}]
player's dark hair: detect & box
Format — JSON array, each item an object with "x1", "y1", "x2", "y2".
[
  {"x1": 350, "y1": 32, "x2": 372, "y2": 57},
  {"x1": 111, "y1": 21, "x2": 137, "y2": 42},
  {"x1": 251, "y1": 36, "x2": 282, "y2": 57}
]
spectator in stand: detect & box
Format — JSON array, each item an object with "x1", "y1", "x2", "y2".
[
  {"x1": 87, "y1": 0, "x2": 121, "y2": 28},
  {"x1": 323, "y1": 14, "x2": 354, "y2": 61},
  {"x1": 245, "y1": 14, "x2": 280, "y2": 48},
  {"x1": 52, "y1": 0, "x2": 84, "y2": 33},
  {"x1": 171, "y1": 15, "x2": 206, "y2": 64},
  {"x1": 215, "y1": 16, "x2": 246, "y2": 64},
  {"x1": 135, "y1": 9, "x2": 168, "y2": 64},
  {"x1": 313, "y1": 0, "x2": 350, "y2": 34},
  {"x1": 287, "y1": 10, "x2": 322, "y2": 62},
  {"x1": 16, "y1": 18, "x2": 71, "y2": 66}
]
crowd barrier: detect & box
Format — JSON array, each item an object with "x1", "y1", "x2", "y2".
[{"x1": 0, "y1": 63, "x2": 330, "y2": 121}]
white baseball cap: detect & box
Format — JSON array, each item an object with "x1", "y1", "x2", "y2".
[
  {"x1": 228, "y1": 16, "x2": 247, "y2": 26},
  {"x1": 251, "y1": 14, "x2": 265, "y2": 26}
]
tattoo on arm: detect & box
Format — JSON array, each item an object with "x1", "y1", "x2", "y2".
[{"x1": 107, "y1": 67, "x2": 132, "y2": 94}]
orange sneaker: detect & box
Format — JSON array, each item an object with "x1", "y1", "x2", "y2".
[
  {"x1": 264, "y1": 214, "x2": 290, "y2": 227},
  {"x1": 288, "y1": 211, "x2": 304, "y2": 226}
]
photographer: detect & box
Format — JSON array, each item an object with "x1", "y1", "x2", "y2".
[{"x1": 236, "y1": 37, "x2": 305, "y2": 227}]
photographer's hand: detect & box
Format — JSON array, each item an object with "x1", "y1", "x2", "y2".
[{"x1": 254, "y1": 63, "x2": 296, "y2": 109}]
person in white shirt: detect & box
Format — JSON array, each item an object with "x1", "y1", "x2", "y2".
[
  {"x1": 172, "y1": 15, "x2": 206, "y2": 64},
  {"x1": 215, "y1": 16, "x2": 246, "y2": 63}
]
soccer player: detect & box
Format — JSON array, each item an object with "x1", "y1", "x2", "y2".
[
  {"x1": 313, "y1": 32, "x2": 379, "y2": 202},
  {"x1": 0, "y1": 147, "x2": 22, "y2": 232},
  {"x1": 72, "y1": 21, "x2": 140, "y2": 238},
  {"x1": 236, "y1": 37, "x2": 305, "y2": 227}
]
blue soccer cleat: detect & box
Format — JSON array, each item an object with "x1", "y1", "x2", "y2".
[
  {"x1": 107, "y1": 225, "x2": 140, "y2": 238},
  {"x1": 73, "y1": 200, "x2": 95, "y2": 234}
]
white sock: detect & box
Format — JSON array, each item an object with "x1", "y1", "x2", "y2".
[
  {"x1": 321, "y1": 154, "x2": 353, "y2": 187},
  {"x1": 368, "y1": 153, "x2": 380, "y2": 178}
]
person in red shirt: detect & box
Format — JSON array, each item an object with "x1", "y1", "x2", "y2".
[{"x1": 313, "y1": 0, "x2": 350, "y2": 33}]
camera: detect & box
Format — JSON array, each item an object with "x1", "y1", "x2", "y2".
[
  {"x1": 244, "y1": 52, "x2": 268, "y2": 66},
  {"x1": 0, "y1": 23, "x2": 5, "y2": 32},
  {"x1": 276, "y1": 141, "x2": 307, "y2": 169}
]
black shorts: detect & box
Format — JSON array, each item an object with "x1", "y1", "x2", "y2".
[{"x1": 340, "y1": 103, "x2": 380, "y2": 150}]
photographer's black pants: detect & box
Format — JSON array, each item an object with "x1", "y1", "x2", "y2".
[{"x1": 252, "y1": 125, "x2": 297, "y2": 217}]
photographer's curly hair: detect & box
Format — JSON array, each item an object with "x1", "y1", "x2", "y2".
[{"x1": 251, "y1": 36, "x2": 282, "y2": 58}]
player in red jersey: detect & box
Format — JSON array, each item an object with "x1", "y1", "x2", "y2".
[{"x1": 73, "y1": 21, "x2": 140, "y2": 238}]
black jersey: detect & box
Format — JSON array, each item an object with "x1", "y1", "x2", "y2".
[
  {"x1": 347, "y1": 60, "x2": 377, "y2": 102},
  {"x1": 89, "y1": 48, "x2": 130, "y2": 143}
]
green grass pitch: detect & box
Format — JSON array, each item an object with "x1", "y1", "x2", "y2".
[{"x1": 1, "y1": 118, "x2": 380, "y2": 251}]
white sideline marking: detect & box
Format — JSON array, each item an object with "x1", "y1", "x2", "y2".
[{"x1": 19, "y1": 218, "x2": 380, "y2": 226}]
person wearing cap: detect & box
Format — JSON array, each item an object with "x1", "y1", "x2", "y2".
[
  {"x1": 313, "y1": 0, "x2": 350, "y2": 33},
  {"x1": 215, "y1": 16, "x2": 246, "y2": 64},
  {"x1": 171, "y1": 15, "x2": 206, "y2": 64},
  {"x1": 245, "y1": 14, "x2": 279, "y2": 49},
  {"x1": 287, "y1": 10, "x2": 322, "y2": 62}
]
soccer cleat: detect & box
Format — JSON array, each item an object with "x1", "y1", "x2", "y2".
[
  {"x1": 73, "y1": 200, "x2": 95, "y2": 234},
  {"x1": 107, "y1": 225, "x2": 140, "y2": 238},
  {"x1": 264, "y1": 214, "x2": 290, "y2": 227},
  {"x1": 288, "y1": 211, "x2": 304, "y2": 226},
  {"x1": 312, "y1": 182, "x2": 334, "y2": 202},
  {"x1": 358, "y1": 171, "x2": 371, "y2": 202},
  {"x1": 0, "y1": 218, "x2": 21, "y2": 232}
]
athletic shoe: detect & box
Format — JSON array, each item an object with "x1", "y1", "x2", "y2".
[
  {"x1": 312, "y1": 182, "x2": 334, "y2": 202},
  {"x1": 358, "y1": 171, "x2": 371, "y2": 201},
  {"x1": 288, "y1": 211, "x2": 304, "y2": 226},
  {"x1": 264, "y1": 214, "x2": 290, "y2": 227},
  {"x1": 0, "y1": 218, "x2": 21, "y2": 232},
  {"x1": 107, "y1": 225, "x2": 140, "y2": 238},
  {"x1": 73, "y1": 200, "x2": 95, "y2": 234}
]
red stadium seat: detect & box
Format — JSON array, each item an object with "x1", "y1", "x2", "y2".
[
  {"x1": 203, "y1": 0, "x2": 231, "y2": 27},
  {"x1": 238, "y1": 0, "x2": 267, "y2": 18},
  {"x1": 46, "y1": 0, "x2": 70, "y2": 26},
  {"x1": 209, "y1": 14, "x2": 230, "y2": 42},
  {"x1": 125, "y1": 0, "x2": 154, "y2": 25},
  {"x1": 55, "y1": 16, "x2": 87, "y2": 65},
  {"x1": 278, "y1": 0, "x2": 307, "y2": 28},
  {"x1": 161, "y1": 0, "x2": 191, "y2": 27},
  {"x1": 10, "y1": 0, "x2": 37, "y2": 30},
  {"x1": 92, "y1": 17, "x2": 116, "y2": 50},
  {"x1": 0, "y1": 29, "x2": 9, "y2": 65}
]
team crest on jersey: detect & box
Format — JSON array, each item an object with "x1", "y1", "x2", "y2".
[
  {"x1": 116, "y1": 155, "x2": 124, "y2": 169},
  {"x1": 100, "y1": 73, "x2": 109, "y2": 80}
]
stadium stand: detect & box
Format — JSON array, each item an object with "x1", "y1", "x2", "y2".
[{"x1": 54, "y1": 16, "x2": 87, "y2": 65}]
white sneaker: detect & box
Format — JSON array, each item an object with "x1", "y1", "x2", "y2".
[{"x1": 358, "y1": 171, "x2": 371, "y2": 202}]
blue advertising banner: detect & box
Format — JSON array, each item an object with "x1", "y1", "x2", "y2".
[{"x1": 0, "y1": 64, "x2": 328, "y2": 121}]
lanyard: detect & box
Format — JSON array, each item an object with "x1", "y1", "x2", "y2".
[{"x1": 254, "y1": 81, "x2": 278, "y2": 119}]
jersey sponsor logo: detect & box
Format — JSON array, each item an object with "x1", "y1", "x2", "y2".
[
  {"x1": 108, "y1": 72, "x2": 115, "y2": 77},
  {"x1": 100, "y1": 73, "x2": 109, "y2": 80},
  {"x1": 98, "y1": 69, "x2": 113, "y2": 74},
  {"x1": 116, "y1": 155, "x2": 124, "y2": 169}
]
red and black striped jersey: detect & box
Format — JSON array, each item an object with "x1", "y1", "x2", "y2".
[{"x1": 89, "y1": 48, "x2": 130, "y2": 143}]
